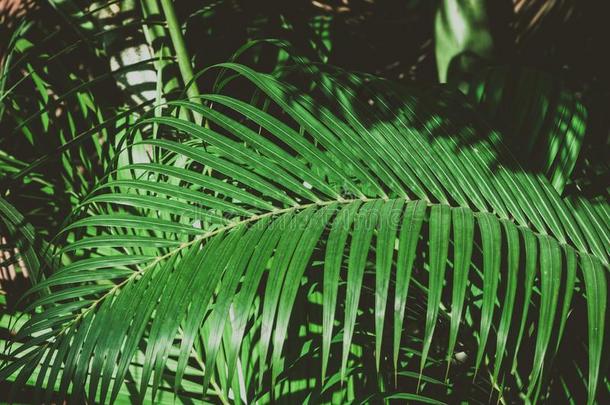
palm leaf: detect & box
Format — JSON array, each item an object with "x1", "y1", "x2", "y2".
[{"x1": 0, "y1": 64, "x2": 607, "y2": 404}]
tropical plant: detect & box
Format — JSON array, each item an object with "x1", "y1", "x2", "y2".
[{"x1": 0, "y1": 1, "x2": 608, "y2": 404}]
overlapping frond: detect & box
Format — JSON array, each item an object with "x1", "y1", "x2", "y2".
[{"x1": 462, "y1": 67, "x2": 587, "y2": 193}]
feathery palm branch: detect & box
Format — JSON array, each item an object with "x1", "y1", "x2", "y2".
[{"x1": 0, "y1": 62, "x2": 607, "y2": 404}]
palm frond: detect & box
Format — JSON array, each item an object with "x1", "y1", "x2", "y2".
[{"x1": 0, "y1": 63, "x2": 607, "y2": 404}]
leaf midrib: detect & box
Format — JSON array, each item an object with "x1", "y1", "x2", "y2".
[{"x1": 45, "y1": 195, "x2": 605, "y2": 351}]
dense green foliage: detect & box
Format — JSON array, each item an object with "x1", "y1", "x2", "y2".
[{"x1": 0, "y1": 1, "x2": 607, "y2": 404}]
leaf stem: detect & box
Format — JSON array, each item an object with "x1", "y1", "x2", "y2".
[{"x1": 157, "y1": 0, "x2": 202, "y2": 121}]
